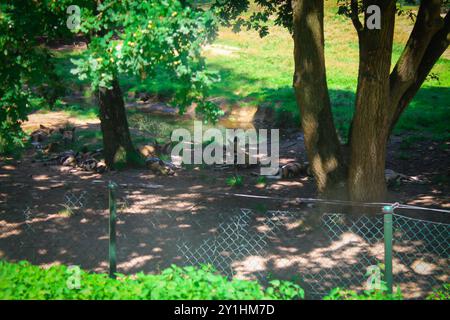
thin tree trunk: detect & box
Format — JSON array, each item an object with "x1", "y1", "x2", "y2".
[
  {"x1": 98, "y1": 77, "x2": 141, "y2": 168},
  {"x1": 291, "y1": 0, "x2": 346, "y2": 198}
]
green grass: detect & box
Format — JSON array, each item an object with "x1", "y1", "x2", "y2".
[{"x1": 50, "y1": 1, "x2": 449, "y2": 143}]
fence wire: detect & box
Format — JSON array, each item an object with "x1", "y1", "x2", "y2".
[
  {"x1": 392, "y1": 213, "x2": 449, "y2": 293},
  {"x1": 131, "y1": 206, "x2": 449, "y2": 299},
  {"x1": 1, "y1": 187, "x2": 448, "y2": 300}
]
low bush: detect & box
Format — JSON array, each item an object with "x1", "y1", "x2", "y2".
[
  {"x1": 323, "y1": 287, "x2": 403, "y2": 300},
  {"x1": 0, "y1": 261, "x2": 304, "y2": 300},
  {"x1": 426, "y1": 284, "x2": 450, "y2": 300}
]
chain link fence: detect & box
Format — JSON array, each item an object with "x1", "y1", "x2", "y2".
[
  {"x1": 1, "y1": 184, "x2": 448, "y2": 299},
  {"x1": 107, "y1": 185, "x2": 448, "y2": 299},
  {"x1": 392, "y1": 213, "x2": 449, "y2": 293}
]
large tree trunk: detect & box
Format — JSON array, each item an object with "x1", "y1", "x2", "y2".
[
  {"x1": 291, "y1": 0, "x2": 448, "y2": 203},
  {"x1": 291, "y1": 0, "x2": 346, "y2": 198},
  {"x1": 348, "y1": 0, "x2": 396, "y2": 202},
  {"x1": 347, "y1": 0, "x2": 447, "y2": 202},
  {"x1": 98, "y1": 77, "x2": 141, "y2": 168}
]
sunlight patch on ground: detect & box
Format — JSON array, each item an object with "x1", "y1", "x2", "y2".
[
  {"x1": 233, "y1": 255, "x2": 267, "y2": 280},
  {"x1": 32, "y1": 174, "x2": 51, "y2": 181},
  {"x1": 203, "y1": 44, "x2": 241, "y2": 57},
  {"x1": 1, "y1": 165, "x2": 16, "y2": 171},
  {"x1": 22, "y1": 111, "x2": 99, "y2": 132},
  {"x1": 407, "y1": 195, "x2": 450, "y2": 208},
  {"x1": 0, "y1": 221, "x2": 22, "y2": 239},
  {"x1": 119, "y1": 255, "x2": 154, "y2": 270}
]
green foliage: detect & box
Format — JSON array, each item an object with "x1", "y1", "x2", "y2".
[
  {"x1": 213, "y1": 0, "x2": 293, "y2": 36},
  {"x1": 426, "y1": 284, "x2": 450, "y2": 300},
  {"x1": 0, "y1": 2, "x2": 54, "y2": 153},
  {"x1": 323, "y1": 264, "x2": 404, "y2": 300},
  {"x1": 0, "y1": 0, "x2": 92, "y2": 154},
  {"x1": 0, "y1": 260, "x2": 304, "y2": 300},
  {"x1": 211, "y1": 1, "x2": 448, "y2": 142},
  {"x1": 256, "y1": 176, "x2": 267, "y2": 185},
  {"x1": 226, "y1": 175, "x2": 243, "y2": 187},
  {"x1": 129, "y1": 114, "x2": 176, "y2": 140},
  {"x1": 71, "y1": 0, "x2": 221, "y2": 122}
]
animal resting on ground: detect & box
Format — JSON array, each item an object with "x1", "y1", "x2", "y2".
[
  {"x1": 59, "y1": 127, "x2": 76, "y2": 146},
  {"x1": 145, "y1": 157, "x2": 176, "y2": 176},
  {"x1": 30, "y1": 124, "x2": 75, "y2": 145},
  {"x1": 137, "y1": 141, "x2": 172, "y2": 158},
  {"x1": 30, "y1": 125, "x2": 180, "y2": 175},
  {"x1": 41, "y1": 149, "x2": 107, "y2": 173},
  {"x1": 29, "y1": 125, "x2": 415, "y2": 182}
]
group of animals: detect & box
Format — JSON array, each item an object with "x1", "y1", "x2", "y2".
[
  {"x1": 137, "y1": 142, "x2": 177, "y2": 175},
  {"x1": 30, "y1": 125, "x2": 176, "y2": 175},
  {"x1": 222, "y1": 137, "x2": 311, "y2": 179},
  {"x1": 30, "y1": 124, "x2": 106, "y2": 173},
  {"x1": 272, "y1": 161, "x2": 311, "y2": 179},
  {"x1": 30, "y1": 124, "x2": 311, "y2": 178},
  {"x1": 43, "y1": 149, "x2": 107, "y2": 173}
]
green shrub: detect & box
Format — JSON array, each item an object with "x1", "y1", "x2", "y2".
[
  {"x1": 256, "y1": 176, "x2": 267, "y2": 186},
  {"x1": 0, "y1": 261, "x2": 304, "y2": 300},
  {"x1": 426, "y1": 284, "x2": 450, "y2": 300},
  {"x1": 323, "y1": 286, "x2": 403, "y2": 300},
  {"x1": 226, "y1": 175, "x2": 243, "y2": 187}
]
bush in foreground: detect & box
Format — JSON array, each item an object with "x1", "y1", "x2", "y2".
[
  {"x1": 0, "y1": 261, "x2": 304, "y2": 300},
  {"x1": 426, "y1": 284, "x2": 450, "y2": 300}
]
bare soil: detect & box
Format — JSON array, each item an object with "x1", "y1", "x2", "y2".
[{"x1": 0, "y1": 111, "x2": 448, "y2": 299}]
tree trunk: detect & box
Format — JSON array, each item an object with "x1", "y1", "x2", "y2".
[
  {"x1": 98, "y1": 77, "x2": 141, "y2": 168},
  {"x1": 290, "y1": 0, "x2": 448, "y2": 203},
  {"x1": 348, "y1": 1, "x2": 396, "y2": 202},
  {"x1": 291, "y1": 0, "x2": 346, "y2": 198}
]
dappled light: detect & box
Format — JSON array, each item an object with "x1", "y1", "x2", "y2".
[{"x1": 0, "y1": 0, "x2": 448, "y2": 303}]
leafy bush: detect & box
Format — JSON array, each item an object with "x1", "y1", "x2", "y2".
[
  {"x1": 226, "y1": 175, "x2": 243, "y2": 187},
  {"x1": 426, "y1": 284, "x2": 450, "y2": 300},
  {"x1": 0, "y1": 261, "x2": 304, "y2": 300},
  {"x1": 323, "y1": 286, "x2": 403, "y2": 300}
]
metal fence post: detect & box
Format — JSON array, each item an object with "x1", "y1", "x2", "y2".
[
  {"x1": 108, "y1": 181, "x2": 118, "y2": 279},
  {"x1": 382, "y1": 205, "x2": 394, "y2": 294}
]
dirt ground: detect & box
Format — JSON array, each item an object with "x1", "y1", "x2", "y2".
[{"x1": 0, "y1": 111, "x2": 449, "y2": 299}]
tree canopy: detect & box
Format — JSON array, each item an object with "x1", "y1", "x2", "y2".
[
  {"x1": 0, "y1": 0, "x2": 221, "y2": 155},
  {"x1": 71, "y1": 0, "x2": 220, "y2": 119}
]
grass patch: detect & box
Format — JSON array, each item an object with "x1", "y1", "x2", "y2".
[{"x1": 48, "y1": 1, "x2": 449, "y2": 143}]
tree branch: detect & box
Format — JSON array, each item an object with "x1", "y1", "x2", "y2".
[
  {"x1": 350, "y1": 0, "x2": 364, "y2": 33},
  {"x1": 389, "y1": 0, "x2": 444, "y2": 109},
  {"x1": 389, "y1": 11, "x2": 449, "y2": 133}
]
